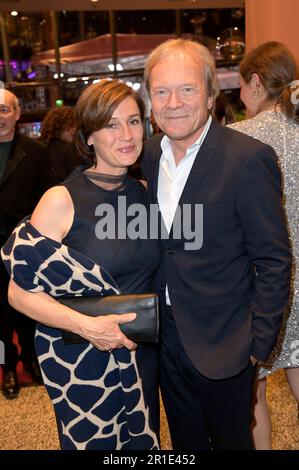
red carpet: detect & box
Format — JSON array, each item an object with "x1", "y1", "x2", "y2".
[{"x1": 0, "y1": 333, "x2": 34, "y2": 385}]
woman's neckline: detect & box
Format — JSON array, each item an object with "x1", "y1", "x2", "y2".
[{"x1": 83, "y1": 169, "x2": 130, "y2": 192}]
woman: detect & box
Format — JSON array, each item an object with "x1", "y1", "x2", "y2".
[
  {"x1": 1, "y1": 80, "x2": 160, "y2": 450},
  {"x1": 40, "y1": 106, "x2": 82, "y2": 182},
  {"x1": 228, "y1": 41, "x2": 299, "y2": 449},
  {"x1": 213, "y1": 90, "x2": 235, "y2": 125}
]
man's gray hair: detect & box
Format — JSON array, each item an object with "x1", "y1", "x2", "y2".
[
  {"x1": 1, "y1": 88, "x2": 20, "y2": 109},
  {"x1": 11, "y1": 92, "x2": 20, "y2": 109},
  {"x1": 144, "y1": 38, "x2": 219, "y2": 101}
]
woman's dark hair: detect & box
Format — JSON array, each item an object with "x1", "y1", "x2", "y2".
[
  {"x1": 213, "y1": 91, "x2": 235, "y2": 125},
  {"x1": 75, "y1": 79, "x2": 145, "y2": 165},
  {"x1": 40, "y1": 106, "x2": 76, "y2": 145},
  {"x1": 239, "y1": 41, "x2": 299, "y2": 123}
]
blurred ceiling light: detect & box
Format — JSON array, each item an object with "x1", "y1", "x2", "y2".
[
  {"x1": 108, "y1": 63, "x2": 123, "y2": 72},
  {"x1": 28, "y1": 71, "x2": 36, "y2": 79},
  {"x1": 10, "y1": 11, "x2": 18, "y2": 16}
]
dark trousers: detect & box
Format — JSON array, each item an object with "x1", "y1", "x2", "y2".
[
  {"x1": 136, "y1": 343, "x2": 160, "y2": 439},
  {"x1": 160, "y1": 305, "x2": 255, "y2": 450},
  {"x1": 0, "y1": 241, "x2": 37, "y2": 371}
]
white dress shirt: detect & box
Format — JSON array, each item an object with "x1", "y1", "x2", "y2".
[{"x1": 157, "y1": 115, "x2": 212, "y2": 305}]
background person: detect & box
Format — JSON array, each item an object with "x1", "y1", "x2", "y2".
[
  {"x1": 0, "y1": 89, "x2": 54, "y2": 399},
  {"x1": 39, "y1": 106, "x2": 83, "y2": 183},
  {"x1": 228, "y1": 41, "x2": 299, "y2": 449},
  {"x1": 213, "y1": 90, "x2": 236, "y2": 125}
]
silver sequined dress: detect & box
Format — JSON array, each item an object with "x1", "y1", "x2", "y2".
[{"x1": 228, "y1": 111, "x2": 299, "y2": 377}]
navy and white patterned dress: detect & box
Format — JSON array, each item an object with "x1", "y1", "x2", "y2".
[{"x1": 1, "y1": 166, "x2": 161, "y2": 450}]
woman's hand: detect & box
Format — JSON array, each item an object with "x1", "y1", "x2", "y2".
[
  {"x1": 8, "y1": 280, "x2": 137, "y2": 353},
  {"x1": 78, "y1": 313, "x2": 137, "y2": 352}
]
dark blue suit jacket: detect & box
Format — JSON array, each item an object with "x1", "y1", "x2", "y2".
[
  {"x1": 0, "y1": 133, "x2": 55, "y2": 238},
  {"x1": 142, "y1": 119, "x2": 291, "y2": 379}
]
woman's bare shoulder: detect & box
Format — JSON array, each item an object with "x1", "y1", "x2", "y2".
[{"x1": 31, "y1": 186, "x2": 74, "y2": 241}]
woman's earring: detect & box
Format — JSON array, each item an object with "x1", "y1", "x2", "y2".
[{"x1": 252, "y1": 88, "x2": 260, "y2": 98}]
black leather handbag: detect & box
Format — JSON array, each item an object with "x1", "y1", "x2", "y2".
[{"x1": 59, "y1": 293, "x2": 159, "y2": 344}]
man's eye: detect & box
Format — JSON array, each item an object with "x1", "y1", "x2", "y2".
[
  {"x1": 154, "y1": 90, "x2": 168, "y2": 97},
  {"x1": 180, "y1": 87, "x2": 196, "y2": 95}
]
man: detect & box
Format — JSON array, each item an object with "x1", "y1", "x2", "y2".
[
  {"x1": 0, "y1": 89, "x2": 55, "y2": 399},
  {"x1": 141, "y1": 39, "x2": 291, "y2": 450}
]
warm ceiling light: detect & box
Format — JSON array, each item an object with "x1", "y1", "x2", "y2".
[
  {"x1": 108, "y1": 63, "x2": 123, "y2": 72},
  {"x1": 10, "y1": 11, "x2": 18, "y2": 16}
]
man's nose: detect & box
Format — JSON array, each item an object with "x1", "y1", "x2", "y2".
[{"x1": 167, "y1": 90, "x2": 183, "y2": 109}]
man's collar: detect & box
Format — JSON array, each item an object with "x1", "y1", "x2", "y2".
[{"x1": 160, "y1": 115, "x2": 212, "y2": 159}]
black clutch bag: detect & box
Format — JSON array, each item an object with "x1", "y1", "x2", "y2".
[{"x1": 59, "y1": 293, "x2": 159, "y2": 344}]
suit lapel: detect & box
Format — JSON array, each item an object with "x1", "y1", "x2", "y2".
[
  {"x1": 0, "y1": 136, "x2": 26, "y2": 187},
  {"x1": 151, "y1": 136, "x2": 163, "y2": 205},
  {"x1": 167, "y1": 120, "x2": 222, "y2": 241},
  {"x1": 178, "y1": 120, "x2": 221, "y2": 206},
  {"x1": 152, "y1": 121, "x2": 222, "y2": 242}
]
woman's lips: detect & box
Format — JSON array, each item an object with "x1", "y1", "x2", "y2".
[{"x1": 118, "y1": 145, "x2": 135, "y2": 153}]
